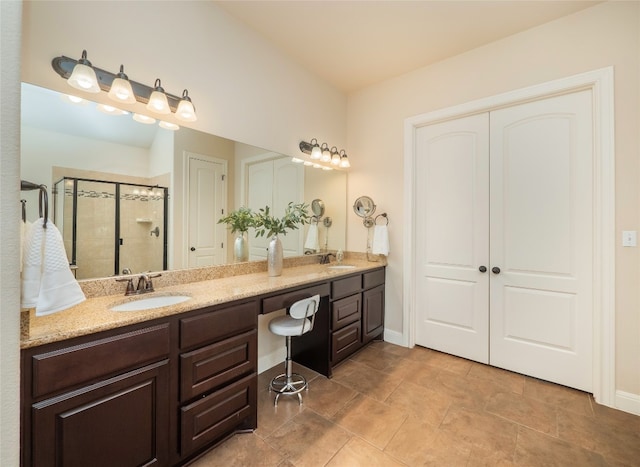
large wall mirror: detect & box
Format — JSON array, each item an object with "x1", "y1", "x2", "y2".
[{"x1": 20, "y1": 83, "x2": 347, "y2": 280}]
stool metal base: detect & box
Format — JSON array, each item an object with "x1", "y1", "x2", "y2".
[{"x1": 269, "y1": 373, "x2": 307, "y2": 406}]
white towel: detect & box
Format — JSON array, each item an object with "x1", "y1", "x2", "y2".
[
  {"x1": 371, "y1": 225, "x2": 390, "y2": 256},
  {"x1": 304, "y1": 223, "x2": 319, "y2": 251},
  {"x1": 22, "y1": 218, "x2": 86, "y2": 316}
]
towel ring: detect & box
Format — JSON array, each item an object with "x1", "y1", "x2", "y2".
[{"x1": 375, "y1": 213, "x2": 389, "y2": 226}]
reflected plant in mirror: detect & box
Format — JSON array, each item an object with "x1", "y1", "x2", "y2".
[{"x1": 218, "y1": 207, "x2": 255, "y2": 262}]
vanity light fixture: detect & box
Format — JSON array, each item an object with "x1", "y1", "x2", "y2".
[
  {"x1": 146, "y1": 79, "x2": 171, "y2": 115},
  {"x1": 61, "y1": 94, "x2": 88, "y2": 105},
  {"x1": 133, "y1": 113, "x2": 156, "y2": 124},
  {"x1": 299, "y1": 139, "x2": 351, "y2": 169},
  {"x1": 52, "y1": 51, "x2": 198, "y2": 122},
  {"x1": 175, "y1": 89, "x2": 198, "y2": 122},
  {"x1": 107, "y1": 65, "x2": 136, "y2": 104},
  {"x1": 330, "y1": 147, "x2": 340, "y2": 165},
  {"x1": 67, "y1": 50, "x2": 100, "y2": 93},
  {"x1": 339, "y1": 150, "x2": 351, "y2": 168},
  {"x1": 309, "y1": 139, "x2": 322, "y2": 160}
]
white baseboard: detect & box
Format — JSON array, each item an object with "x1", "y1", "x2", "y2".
[
  {"x1": 383, "y1": 329, "x2": 407, "y2": 347},
  {"x1": 615, "y1": 390, "x2": 640, "y2": 415},
  {"x1": 258, "y1": 349, "x2": 284, "y2": 374}
]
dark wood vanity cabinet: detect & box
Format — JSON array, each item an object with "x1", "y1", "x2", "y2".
[
  {"x1": 21, "y1": 323, "x2": 171, "y2": 467},
  {"x1": 177, "y1": 300, "x2": 258, "y2": 459},
  {"x1": 21, "y1": 300, "x2": 259, "y2": 467},
  {"x1": 293, "y1": 266, "x2": 386, "y2": 377}
]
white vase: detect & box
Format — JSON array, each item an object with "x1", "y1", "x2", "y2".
[
  {"x1": 233, "y1": 231, "x2": 248, "y2": 262},
  {"x1": 267, "y1": 235, "x2": 283, "y2": 276}
]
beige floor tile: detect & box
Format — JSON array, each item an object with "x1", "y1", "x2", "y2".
[
  {"x1": 485, "y1": 391, "x2": 558, "y2": 435},
  {"x1": 255, "y1": 387, "x2": 305, "y2": 439},
  {"x1": 385, "y1": 381, "x2": 452, "y2": 426},
  {"x1": 188, "y1": 432, "x2": 284, "y2": 466},
  {"x1": 331, "y1": 394, "x2": 408, "y2": 449},
  {"x1": 514, "y1": 426, "x2": 607, "y2": 466},
  {"x1": 350, "y1": 345, "x2": 405, "y2": 372},
  {"x1": 326, "y1": 437, "x2": 406, "y2": 467},
  {"x1": 440, "y1": 406, "x2": 519, "y2": 456},
  {"x1": 557, "y1": 408, "x2": 640, "y2": 466},
  {"x1": 385, "y1": 414, "x2": 471, "y2": 466},
  {"x1": 523, "y1": 377, "x2": 594, "y2": 417},
  {"x1": 301, "y1": 376, "x2": 358, "y2": 418},
  {"x1": 468, "y1": 363, "x2": 525, "y2": 395},
  {"x1": 331, "y1": 360, "x2": 401, "y2": 401},
  {"x1": 265, "y1": 410, "x2": 351, "y2": 467}
]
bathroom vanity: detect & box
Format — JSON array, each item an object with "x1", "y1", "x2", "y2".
[{"x1": 20, "y1": 259, "x2": 385, "y2": 466}]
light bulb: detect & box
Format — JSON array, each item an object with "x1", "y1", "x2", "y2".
[
  {"x1": 175, "y1": 89, "x2": 197, "y2": 122},
  {"x1": 159, "y1": 121, "x2": 180, "y2": 131},
  {"x1": 133, "y1": 113, "x2": 156, "y2": 124},
  {"x1": 146, "y1": 79, "x2": 170, "y2": 114},
  {"x1": 67, "y1": 50, "x2": 100, "y2": 93},
  {"x1": 108, "y1": 65, "x2": 136, "y2": 104}
]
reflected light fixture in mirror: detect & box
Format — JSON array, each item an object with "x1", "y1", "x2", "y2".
[
  {"x1": 67, "y1": 50, "x2": 100, "y2": 93},
  {"x1": 159, "y1": 121, "x2": 180, "y2": 131},
  {"x1": 97, "y1": 104, "x2": 129, "y2": 116},
  {"x1": 133, "y1": 113, "x2": 156, "y2": 124},
  {"x1": 146, "y1": 79, "x2": 171, "y2": 114},
  {"x1": 107, "y1": 65, "x2": 136, "y2": 104}
]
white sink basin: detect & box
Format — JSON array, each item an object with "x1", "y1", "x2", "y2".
[
  {"x1": 110, "y1": 295, "x2": 191, "y2": 312},
  {"x1": 327, "y1": 265, "x2": 357, "y2": 270}
]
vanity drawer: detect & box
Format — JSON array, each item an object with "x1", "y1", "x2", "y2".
[
  {"x1": 363, "y1": 268, "x2": 385, "y2": 289},
  {"x1": 180, "y1": 373, "x2": 256, "y2": 456},
  {"x1": 180, "y1": 330, "x2": 257, "y2": 403},
  {"x1": 331, "y1": 321, "x2": 361, "y2": 364},
  {"x1": 30, "y1": 323, "x2": 170, "y2": 399},
  {"x1": 262, "y1": 283, "x2": 329, "y2": 314},
  {"x1": 331, "y1": 274, "x2": 362, "y2": 300},
  {"x1": 180, "y1": 300, "x2": 258, "y2": 350},
  {"x1": 331, "y1": 294, "x2": 361, "y2": 330}
]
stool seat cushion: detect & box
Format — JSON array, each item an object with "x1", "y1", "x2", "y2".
[{"x1": 269, "y1": 316, "x2": 312, "y2": 336}]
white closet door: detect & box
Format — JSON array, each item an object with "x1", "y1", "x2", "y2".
[
  {"x1": 489, "y1": 90, "x2": 593, "y2": 391},
  {"x1": 414, "y1": 113, "x2": 490, "y2": 363},
  {"x1": 247, "y1": 160, "x2": 273, "y2": 260},
  {"x1": 272, "y1": 158, "x2": 304, "y2": 257}
]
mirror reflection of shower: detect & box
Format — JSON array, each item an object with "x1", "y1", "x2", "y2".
[{"x1": 53, "y1": 177, "x2": 168, "y2": 279}]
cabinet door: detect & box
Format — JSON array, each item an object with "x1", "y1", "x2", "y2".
[
  {"x1": 331, "y1": 321, "x2": 361, "y2": 364},
  {"x1": 363, "y1": 284, "x2": 385, "y2": 343},
  {"x1": 331, "y1": 293, "x2": 361, "y2": 330},
  {"x1": 31, "y1": 360, "x2": 169, "y2": 467}
]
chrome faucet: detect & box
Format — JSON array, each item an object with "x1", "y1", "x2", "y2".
[{"x1": 319, "y1": 253, "x2": 336, "y2": 264}]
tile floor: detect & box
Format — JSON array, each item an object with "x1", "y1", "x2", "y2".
[{"x1": 189, "y1": 342, "x2": 640, "y2": 466}]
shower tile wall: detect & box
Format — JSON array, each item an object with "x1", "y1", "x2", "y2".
[
  {"x1": 74, "y1": 181, "x2": 116, "y2": 280},
  {"x1": 119, "y1": 185, "x2": 164, "y2": 275}
]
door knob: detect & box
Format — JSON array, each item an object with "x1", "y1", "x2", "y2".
[
  {"x1": 492, "y1": 267, "x2": 501, "y2": 274},
  {"x1": 479, "y1": 266, "x2": 487, "y2": 273},
  {"x1": 190, "y1": 247, "x2": 196, "y2": 251}
]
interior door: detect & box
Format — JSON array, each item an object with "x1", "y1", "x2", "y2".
[
  {"x1": 489, "y1": 90, "x2": 593, "y2": 391},
  {"x1": 414, "y1": 113, "x2": 490, "y2": 363},
  {"x1": 187, "y1": 156, "x2": 226, "y2": 268}
]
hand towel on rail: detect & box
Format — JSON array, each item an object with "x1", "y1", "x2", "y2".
[
  {"x1": 371, "y1": 225, "x2": 390, "y2": 256},
  {"x1": 21, "y1": 218, "x2": 86, "y2": 316}
]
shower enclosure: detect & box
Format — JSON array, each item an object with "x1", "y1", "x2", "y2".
[{"x1": 53, "y1": 177, "x2": 168, "y2": 280}]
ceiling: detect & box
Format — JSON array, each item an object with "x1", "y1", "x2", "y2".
[{"x1": 214, "y1": 0, "x2": 601, "y2": 93}]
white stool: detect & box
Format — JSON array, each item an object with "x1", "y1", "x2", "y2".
[{"x1": 268, "y1": 295, "x2": 320, "y2": 406}]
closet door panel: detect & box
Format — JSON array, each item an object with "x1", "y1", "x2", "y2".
[
  {"x1": 414, "y1": 113, "x2": 490, "y2": 363},
  {"x1": 489, "y1": 90, "x2": 593, "y2": 391}
]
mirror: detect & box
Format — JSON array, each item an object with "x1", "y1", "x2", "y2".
[
  {"x1": 20, "y1": 83, "x2": 348, "y2": 279},
  {"x1": 311, "y1": 199, "x2": 325, "y2": 218},
  {"x1": 353, "y1": 196, "x2": 376, "y2": 228}
]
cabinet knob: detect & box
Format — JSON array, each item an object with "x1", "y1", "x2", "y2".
[
  {"x1": 190, "y1": 247, "x2": 196, "y2": 252},
  {"x1": 479, "y1": 266, "x2": 487, "y2": 273},
  {"x1": 492, "y1": 267, "x2": 501, "y2": 274}
]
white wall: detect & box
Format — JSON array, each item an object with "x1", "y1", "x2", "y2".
[
  {"x1": 346, "y1": 1, "x2": 640, "y2": 401},
  {"x1": 0, "y1": 1, "x2": 22, "y2": 465}
]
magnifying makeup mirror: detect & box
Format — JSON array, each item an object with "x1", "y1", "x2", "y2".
[{"x1": 353, "y1": 196, "x2": 376, "y2": 227}]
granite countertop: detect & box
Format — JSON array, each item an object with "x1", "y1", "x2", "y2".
[{"x1": 21, "y1": 257, "x2": 385, "y2": 349}]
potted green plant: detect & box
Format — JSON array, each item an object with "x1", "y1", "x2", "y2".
[
  {"x1": 218, "y1": 206, "x2": 255, "y2": 262},
  {"x1": 253, "y1": 202, "x2": 311, "y2": 276}
]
